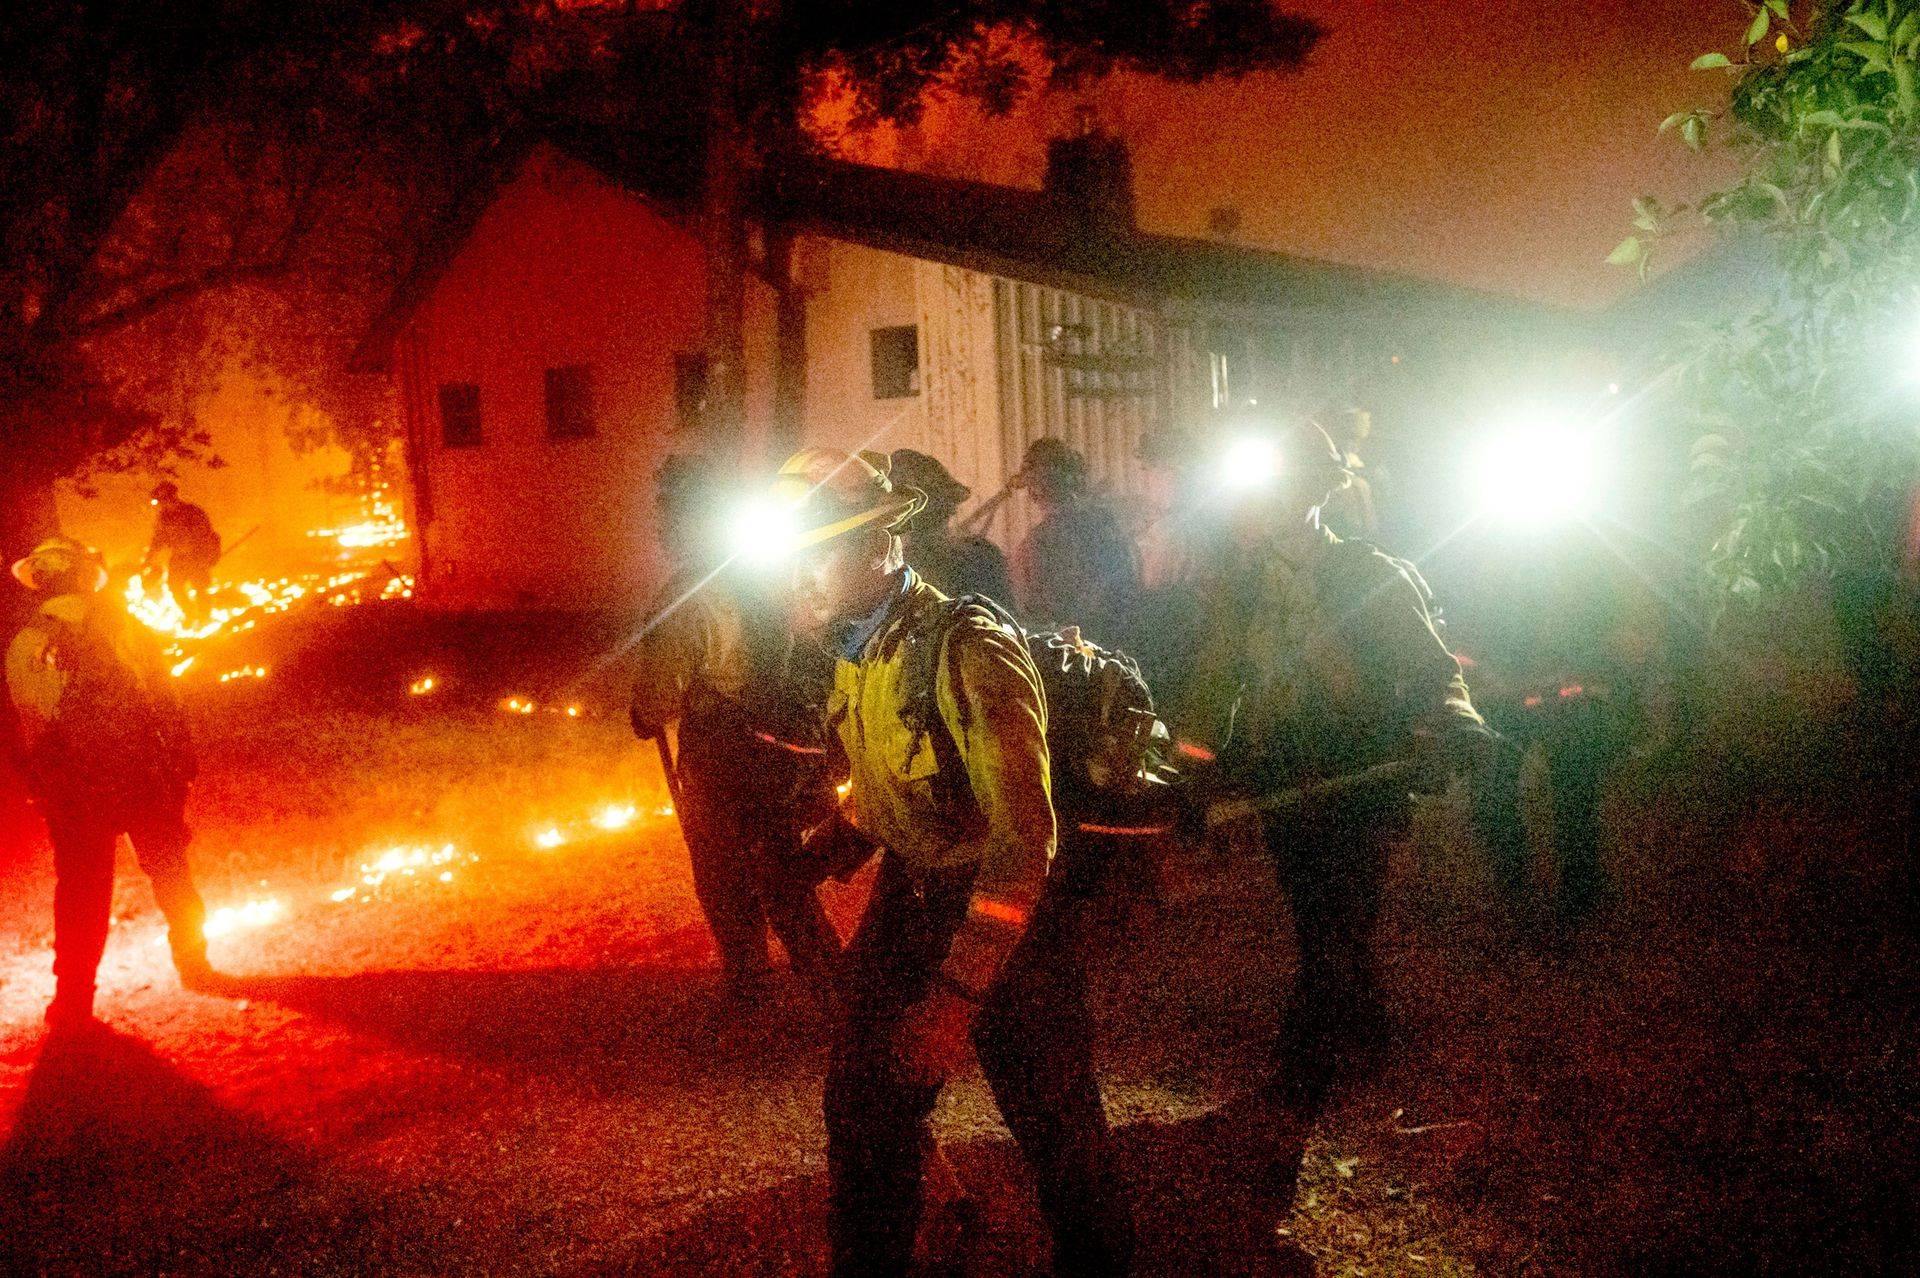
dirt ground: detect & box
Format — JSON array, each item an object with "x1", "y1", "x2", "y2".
[{"x1": 0, "y1": 612, "x2": 1913, "y2": 1276}]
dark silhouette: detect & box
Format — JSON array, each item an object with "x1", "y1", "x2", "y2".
[
  {"x1": 5, "y1": 536, "x2": 224, "y2": 1031},
  {"x1": 888, "y1": 448, "x2": 1017, "y2": 610},
  {"x1": 1011, "y1": 438, "x2": 1141, "y2": 647},
  {"x1": 631, "y1": 455, "x2": 841, "y2": 1007},
  {"x1": 142, "y1": 481, "x2": 221, "y2": 621}
]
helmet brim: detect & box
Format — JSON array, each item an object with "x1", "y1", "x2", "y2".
[{"x1": 787, "y1": 486, "x2": 927, "y2": 552}]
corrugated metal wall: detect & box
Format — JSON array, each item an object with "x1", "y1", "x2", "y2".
[{"x1": 986, "y1": 279, "x2": 1163, "y2": 541}]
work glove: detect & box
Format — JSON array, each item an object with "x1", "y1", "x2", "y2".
[{"x1": 800, "y1": 807, "x2": 880, "y2": 881}]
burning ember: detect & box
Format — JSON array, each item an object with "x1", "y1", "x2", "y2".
[
  {"x1": 203, "y1": 897, "x2": 286, "y2": 939},
  {"x1": 410, "y1": 675, "x2": 439, "y2": 695},
  {"x1": 217, "y1": 664, "x2": 269, "y2": 683},
  {"x1": 309, "y1": 476, "x2": 410, "y2": 552},
  {"x1": 535, "y1": 827, "x2": 567, "y2": 849},
  {"x1": 352, "y1": 843, "x2": 468, "y2": 894},
  {"x1": 502, "y1": 696, "x2": 537, "y2": 715},
  {"x1": 593, "y1": 804, "x2": 637, "y2": 831}
]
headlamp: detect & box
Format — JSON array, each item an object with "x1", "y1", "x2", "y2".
[
  {"x1": 1218, "y1": 436, "x2": 1282, "y2": 491},
  {"x1": 729, "y1": 497, "x2": 804, "y2": 564},
  {"x1": 1472, "y1": 418, "x2": 1603, "y2": 526}
]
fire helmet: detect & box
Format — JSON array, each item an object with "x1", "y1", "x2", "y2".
[
  {"x1": 10, "y1": 536, "x2": 109, "y2": 595},
  {"x1": 769, "y1": 448, "x2": 926, "y2": 552}
]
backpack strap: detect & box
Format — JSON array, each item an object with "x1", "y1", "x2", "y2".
[{"x1": 897, "y1": 594, "x2": 1024, "y2": 812}]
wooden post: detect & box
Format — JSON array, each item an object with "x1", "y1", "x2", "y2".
[
  {"x1": 766, "y1": 224, "x2": 807, "y2": 458},
  {"x1": 699, "y1": 0, "x2": 748, "y2": 458}
]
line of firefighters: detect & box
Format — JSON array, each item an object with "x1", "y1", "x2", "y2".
[
  {"x1": 624, "y1": 424, "x2": 1501, "y2": 1276},
  {"x1": 3, "y1": 420, "x2": 1644, "y2": 1276}
]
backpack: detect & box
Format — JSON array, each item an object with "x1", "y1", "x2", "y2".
[
  {"x1": 27, "y1": 610, "x2": 182, "y2": 799},
  {"x1": 897, "y1": 596, "x2": 1174, "y2": 856}
]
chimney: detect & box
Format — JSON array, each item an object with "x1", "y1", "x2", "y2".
[{"x1": 1044, "y1": 108, "x2": 1135, "y2": 237}]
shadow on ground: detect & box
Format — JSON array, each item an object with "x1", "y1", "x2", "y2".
[
  {"x1": 0, "y1": 1027, "x2": 425, "y2": 1275},
  {"x1": 616, "y1": 1092, "x2": 1316, "y2": 1278},
  {"x1": 235, "y1": 964, "x2": 828, "y2": 1089}
]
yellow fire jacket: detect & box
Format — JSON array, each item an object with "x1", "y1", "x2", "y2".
[{"x1": 829, "y1": 576, "x2": 1055, "y2": 913}]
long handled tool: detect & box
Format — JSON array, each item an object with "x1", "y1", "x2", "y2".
[
  {"x1": 956, "y1": 484, "x2": 1016, "y2": 536},
  {"x1": 649, "y1": 729, "x2": 689, "y2": 819},
  {"x1": 1205, "y1": 757, "x2": 1424, "y2": 833}
]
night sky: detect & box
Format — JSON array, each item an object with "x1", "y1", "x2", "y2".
[{"x1": 830, "y1": 0, "x2": 1740, "y2": 310}]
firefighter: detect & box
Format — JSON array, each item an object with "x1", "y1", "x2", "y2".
[
  {"x1": 629, "y1": 455, "x2": 841, "y2": 1008},
  {"x1": 143, "y1": 481, "x2": 220, "y2": 622},
  {"x1": 1011, "y1": 438, "x2": 1140, "y2": 643},
  {"x1": 771, "y1": 448, "x2": 1133, "y2": 1277},
  {"x1": 1462, "y1": 537, "x2": 1669, "y2": 931},
  {"x1": 887, "y1": 448, "x2": 1018, "y2": 609},
  {"x1": 1180, "y1": 421, "x2": 1489, "y2": 1245},
  {"x1": 6, "y1": 537, "x2": 223, "y2": 1031}
]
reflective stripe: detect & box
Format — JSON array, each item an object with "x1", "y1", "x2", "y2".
[
  {"x1": 1077, "y1": 821, "x2": 1173, "y2": 837},
  {"x1": 751, "y1": 730, "x2": 829, "y2": 756},
  {"x1": 969, "y1": 898, "x2": 1029, "y2": 927}
]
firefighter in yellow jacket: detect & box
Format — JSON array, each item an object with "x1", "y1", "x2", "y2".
[
  {"x1": 767, "y1": 448, "x2": 1132, "y2": 1277},
  {"x1": 630, "y1": 455, "x2": 841, "y2": 1007},
  {"x1": 6, "y1": 537, "x2": 222, "y2": 1031}
]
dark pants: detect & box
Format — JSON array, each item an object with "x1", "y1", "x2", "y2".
[
  {"x1": 826, "y1": 855, "x2": 1133, "y2": 1277},
  {"x1": 45, "y1": 792, "x2": 208, "y2": 1013},
  {"x1": 169, "y1": 559, "x2": 214, "y2": 623},
  {"x1": 1261, "y1": 805, "x2": 1395, "y2": 1115},
  {"x1": 676, "y1": 721, "x2": 840, "y2": 998},
  {"x1": 1473, "y1": 700, "x2": 1624, "y2": 925}
]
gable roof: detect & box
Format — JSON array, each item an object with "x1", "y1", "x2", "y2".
[
  {"x1": 353, "y1": 133, "x2": 1578, "y2": 373},
  {"x1": 768, "y1": 154, "x2": 1563, "y2": 330}
]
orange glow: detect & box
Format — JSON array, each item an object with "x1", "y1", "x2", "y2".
[
  {"x1": 410, "y1": 675, "x2": 439, "y2": 695},
  {"x1": 217, "y1": 664, "x2": 268, "y2": 683},
  {"x1": 535, "y1": 827, "x2": 566, "y2": 849},
  {"x1": 565, "y1": 704, "x2": 582, "y2": 718},
  {"x1": 309, "y1": 477, "x2": 410, "y2": 551},
  {"x1": 502, "y1": 696, "x2": 537, "y2": 715},
  {"x1": 970, "y1": 898, "x2": 1029, "y2": 928},
  {"x1": 592, "y1": 804, "x2": 637, "y2": 831},
  {"x1": 202, "y1": 897, "x2": 285, "y2": 939}
]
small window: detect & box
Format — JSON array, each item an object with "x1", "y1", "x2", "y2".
[
  {"x1": 544, "y1": 364, "x2": 596, "y2": 440},
  {"x1": 870, "y1": 325, "x2": 920, "y2": 400},
  {"x1": 439, "y1": 382, "x2": 482, "y2": 448},
  {"x1": 674, "y1": 352, "x2": 709, "y2": 433}
]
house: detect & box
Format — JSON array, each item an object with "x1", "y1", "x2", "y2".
[{"x1": 354, "y1": 130, "x2": 1583, "y2": 610}]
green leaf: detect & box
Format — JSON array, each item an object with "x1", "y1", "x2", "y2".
[
  {"x1": 1682, "y1": 114, "x2": 1706, "y2": 149},
  {"x1": 1899, "y1": 10, "x2": 1920, "y2": 47},
  {"x1": 1658, "y1": 109, "x2": 1690, "y2": 133},
  {"x1": 1746, "y1": 7, "x2": 1770, "y2": 46},
  {"x1": 1846, "y1": 9, "x2": 1888, "y2": 41},
  {"x1": 1896, "y1": 57, "x2": 1916, "y2": 116},
  {"x1": 1607, "y1": 235, "x2": 1644, "y2": 266},
  {"x1": 1691, "y1": 51, "x2": 1733, "y2": 70},
  {"x1": 1765, "y1": 0, "x2": 1789, "y2": 17},
  {"x1": 1840, "y1": 40, "x2": 1893, "y2": 71}
]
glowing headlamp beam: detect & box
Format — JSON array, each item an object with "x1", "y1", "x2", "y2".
[{"x1": 1218, "y1": 437, "x2": 1282, "y2": 491}]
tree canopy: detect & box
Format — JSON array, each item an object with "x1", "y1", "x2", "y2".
[{"x1": 1615, "y1": 0, "x2": 1920, "y2": 618}]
